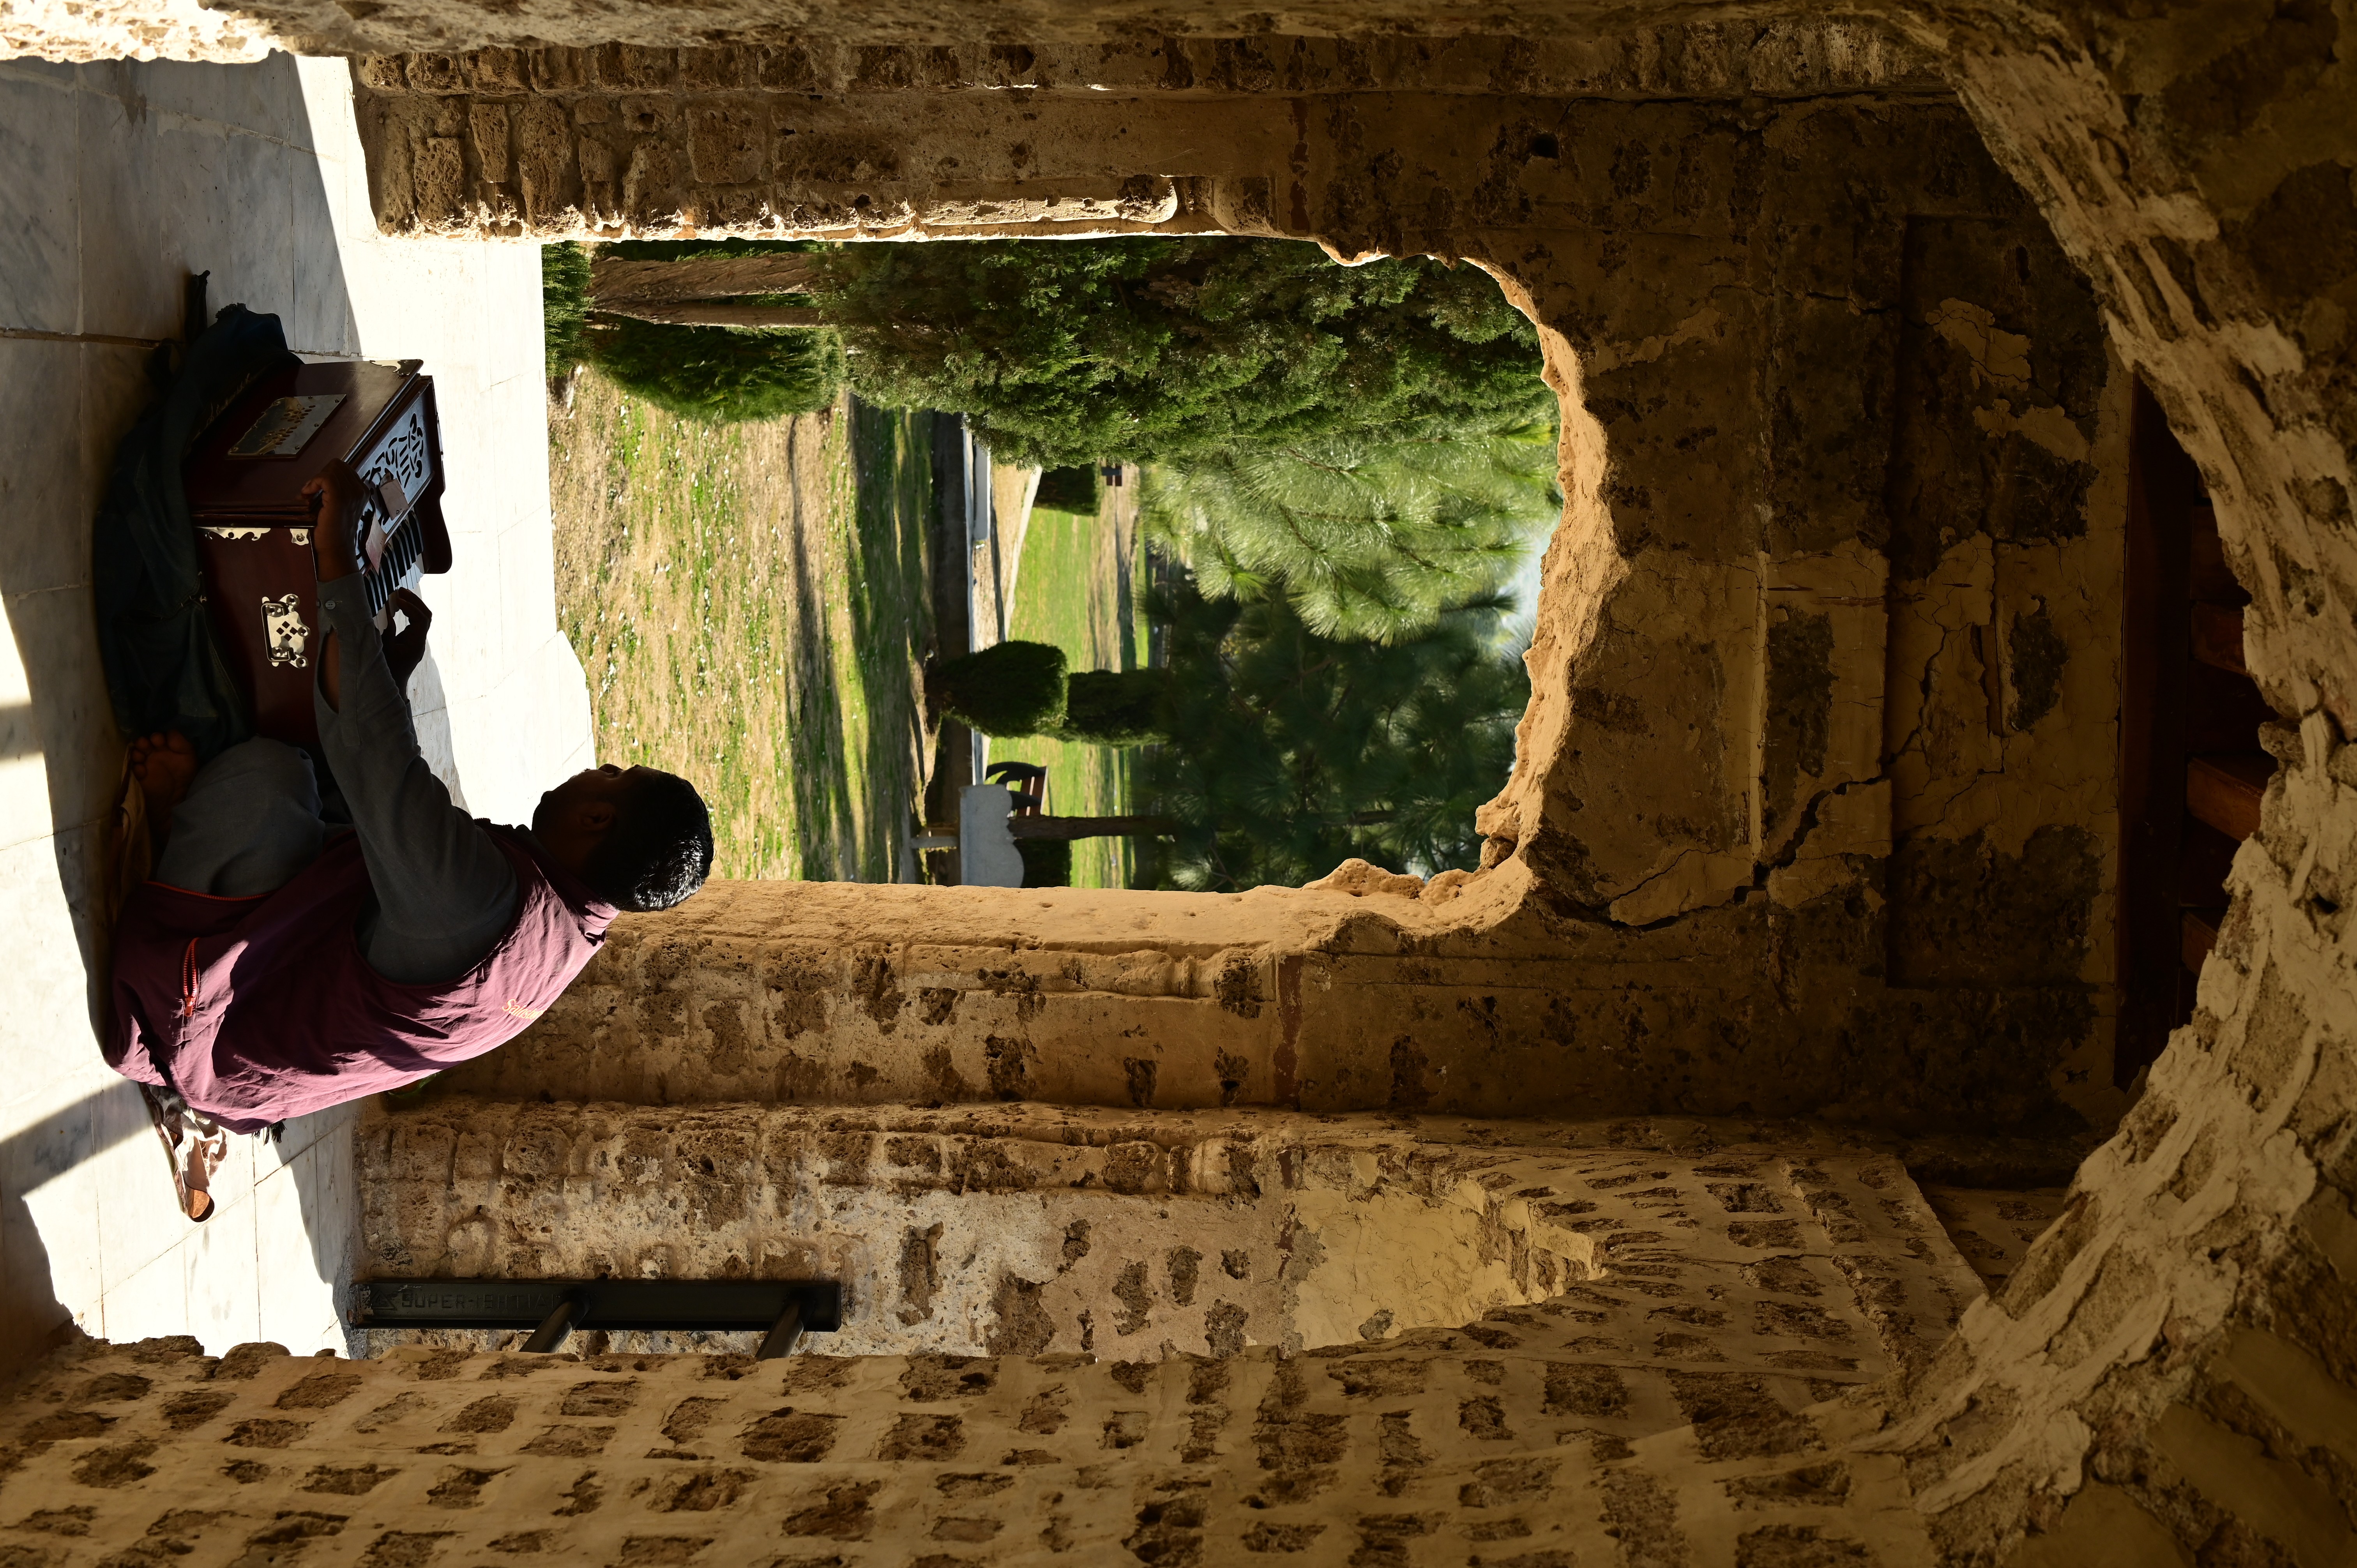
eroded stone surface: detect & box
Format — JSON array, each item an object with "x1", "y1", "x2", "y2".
[
  {"x1": 358, "y1": 1104, "x2": 1983, "y2": 1375},
  {"x1": 4, "y1": 5, "x2": 2352, "y2": 1566},
  {"x1": 0, "y1": 1298, "x2": 1939, "y2": 1565},
  {"x1": 329, "y1": 19, "x2": 2357, "y2": 1561}
]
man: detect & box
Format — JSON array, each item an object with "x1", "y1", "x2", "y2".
[{"x1": 107, "y1": 458, "x2": 712, "y2": 1218}]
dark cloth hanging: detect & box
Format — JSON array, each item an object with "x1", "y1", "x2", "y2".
[{"x1": 93, "y1": 305, "x2": 300, "y2": 764}]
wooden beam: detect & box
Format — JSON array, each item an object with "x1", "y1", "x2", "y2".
[
  {"x1": 590, "y1": 253, "x2": 823, "y2": 303},
  {"x1": 2186, "y1": 753, "x2": 2272, "y2": 842}
]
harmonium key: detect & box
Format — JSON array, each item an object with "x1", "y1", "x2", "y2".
[{"x1": 183, "y1": 358, "x2": 451, "y2": 750}]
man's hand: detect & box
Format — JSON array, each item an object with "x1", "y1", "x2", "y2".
[
  {"x1": 385, "y1": 588, "x2": 433, "y2": 687},
  {"x1": 300, "y1": 459, "x2": 368, "y2": 581}
]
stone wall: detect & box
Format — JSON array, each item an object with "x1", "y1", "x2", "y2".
[
  {"x1": 7, "y1": 1108, "x2": 2001, "y2": 1566},
  {"x1": 356, "y1": 1105, "x2": 1982, "y2": 1369},
  {"x1": 346, "y1": 11, "x2": 2357, "y2": 1562},
  {"x1": 386, "y1": 79, "x2": 2134, "y2": 1141},
  {"x1": 4, "y1": 4, "x2": 2353, "y2": 1566}
]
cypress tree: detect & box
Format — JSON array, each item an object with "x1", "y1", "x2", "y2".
[
  {"x1": 815, "y1": 237, "x2": 1553, "y2": 466},
  {"x1": 582, "y1": 318, "x2": 845, "y2": 424},
  {"x1": 541, "y1": 238, "x2": 845, "y2": 422}
]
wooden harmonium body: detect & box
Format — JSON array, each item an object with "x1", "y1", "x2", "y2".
[{"x1": 185, "y1": 359, "x2": 451, "y2": 749}]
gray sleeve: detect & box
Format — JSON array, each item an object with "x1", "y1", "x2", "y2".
[{"x1": 314, "y1": 574, "x2": 519, "y2": 984}]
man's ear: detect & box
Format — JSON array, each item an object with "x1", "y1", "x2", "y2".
[{"x1": 579, "y1": 799, "x2": 621, "y2": 833}]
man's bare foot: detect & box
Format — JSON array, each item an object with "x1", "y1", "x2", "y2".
[{"x1": 129, "y1": 731, "x2": 198, "y2": 823}]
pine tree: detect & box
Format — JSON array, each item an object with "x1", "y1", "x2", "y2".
[
  {"x1": 814, "y1": 237, "x2": 1552, "y2": 466},
  {"x1": 1140, "y1": 575, "x2": 1528, "y2": 892},
  {"x1": 1143, "y1": 423, "x2": 1559, "y2": 645}
]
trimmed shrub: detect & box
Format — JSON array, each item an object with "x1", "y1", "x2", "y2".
[
  {"x1": 1016, "y1": 837, "x2": 1072, "y2": 888},
  {"x1": 1057, "y1": 669, "x2": 1169, "y2": 745},
  {"x1": 1035, "y1": 465, "x2": 1099, "y2": 513},
  {"x1": 930, "y1": 641, "x2": 1068, "y2": 737},
  {"x1": 584, "y1": 317, "x2": 845, "y2": 424},
  {"x1": 542, "y1": 242, "x2": 593, "y2": 378}
]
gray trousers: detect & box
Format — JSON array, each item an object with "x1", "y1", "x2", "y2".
[{"x1": 155, "y1": 739, "x2": 326, "y2": 898}]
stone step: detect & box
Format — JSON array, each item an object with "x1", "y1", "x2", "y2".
[{"x1": 359, "y1": 1102, "x2": 1987, "y2": 1404}]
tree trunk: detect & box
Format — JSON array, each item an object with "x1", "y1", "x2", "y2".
[
  {"x1": 594, "y1": 302, "x2": 828, "y2": 330},
  {"x1": 1008, "y1": 814, "x2": 1178, "y2": 841},
  {"x1": 589, "y1": 253, "x2": 823, "y2": 304}
]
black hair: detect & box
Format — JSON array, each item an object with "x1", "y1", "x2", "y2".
[{"x1": 585, "y1": 769, "x2": 714, "y2": 912}]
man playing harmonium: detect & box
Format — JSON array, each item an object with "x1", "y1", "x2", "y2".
[{"x1": 105, "y1": 458, "x2": 713, "y2": 1220}]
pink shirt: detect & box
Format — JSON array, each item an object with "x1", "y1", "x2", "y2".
[{"x1": 107, "y1": 825, "x2": 613, "y2": 1132}]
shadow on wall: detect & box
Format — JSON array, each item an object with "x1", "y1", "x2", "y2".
[{"x1": 0, "y1": 54, "x2": 372, "y2": 1381}]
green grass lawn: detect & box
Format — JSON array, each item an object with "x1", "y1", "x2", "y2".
[
  {"x1": 551, "y1": 376, "x2": 932, "y2": 881},
  {"x1": 1004, "y1": 498, "x2": 1148, "y2": 888}
]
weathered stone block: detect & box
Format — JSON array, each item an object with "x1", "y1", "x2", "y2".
[
  {"x1": 406, "y1": 51, "x2": 467, "y2": 94},
  {"x1": 688, "y1": 103, "x2": 765, "y2": 185},
  {"x1": 516, "y1": 97, "x2": 577, "y2": 219},
  {"x1": 469, "y1": 102, "x2": 511, "y2": 182},
  {"x1": 411, "y1": 135, "x2": 468, "y2": 222},
  {"x1": 677, "y1": 46, "x2": 753, "y2": 91},
  {"x1": 528, "y1": 46, "x2": 587, "y2": 91},
  {"x1": 756, "y1": 42, "x2": 822, "y2": 90},
  {"x1": 593, "y1": 44, "x2": 675, "y2": 91},
  {"x1": 468, "y1": 46, "x2": 526, "y2": 94}
]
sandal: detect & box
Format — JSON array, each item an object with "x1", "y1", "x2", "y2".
[{"x1": 139, "y1": 1084, "x2": 226, "y2": 1222}]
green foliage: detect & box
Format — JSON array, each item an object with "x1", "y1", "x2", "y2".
[
  {"x1": 816, "y1": 237, "x2": 1553, "y2": 466},
  {"x1": 583, "y1": 317, "x2": 845, "y2": 425},
  {"x1": 603, "y1": 238, "x2": 824, "y2": 264},
  {"x1": 931, "y1": 639, "x2": 1069, "y2": 737},
  {"x1": 542, "y1": 242, "x2": 594, "y2": 378},
  {"x1": 1035, "y1": 465, "x2": 1100, "y2": 512},
  {"x1": 1056, "y1": 669, "x2": 1169, "y2": 745},
  {"x1": 1138, "y1": 576, "x2": 1527, "y2": 892},
  {"x1": 542, "y1": 239, "x2": 842, "y2": 424},
  {"x1": 1145, "y1": 424, "x2": 1559, "y2": 644},
  {"x1": 1016, "y1": 837, "x2": 1073, "y2": 888}
]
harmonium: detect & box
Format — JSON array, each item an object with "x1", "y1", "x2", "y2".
[{"x1": 184, "y1": 358, "x2": 451, "y2": 749}]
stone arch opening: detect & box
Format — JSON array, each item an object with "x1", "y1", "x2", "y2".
[
  {"x1": 322, "y1": 31, "x2": 2353, "y2": 1562},
  {"x1": 354, "y1": 39, "x2": 2156, "y2": 1147},
  {"x1": 4, "y1": 10, "x2": 2349, "y2": 1566}
]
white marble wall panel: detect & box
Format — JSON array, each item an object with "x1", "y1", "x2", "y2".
[{"x1": 0, "y1": 50, "x2": 591, "y2": 1380}]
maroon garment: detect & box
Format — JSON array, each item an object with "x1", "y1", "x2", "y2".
[{"x1": 107, "y1": 824, "x2": 613, "y2": 1132}]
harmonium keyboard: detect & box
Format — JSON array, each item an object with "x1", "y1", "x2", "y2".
[{"x1": 183, "y1": 358, "x2": 451, "y2": 749}]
